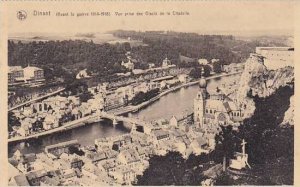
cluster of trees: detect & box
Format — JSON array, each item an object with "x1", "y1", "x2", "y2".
[
  {"x1": 60, "y1": 81, "x2": 94, "y2": 103},
  {"x1": 135, "y1": 152, "x2": 210, "y2": 185},
  {"x1": 59, "y1": 112, "x2": 77, "y2": 125},
  {"x1": 130, "y1": 88, "x2": 160, "y2": 105},
  {"x1": 239, "y1": 85, "x2": 294, "y2": 166},
  {"x1": 8, "y1": 40, "x2": 129, "y2": 80},
  {"x1": 213, "y1": 84, "x2": 294, "y2": 185},
  {"x1": 189, "y1": 65, "x2": 211, "y2": 79},
  {"x1": 212, "y1": 61, "x2": 222, "y2": 73}
]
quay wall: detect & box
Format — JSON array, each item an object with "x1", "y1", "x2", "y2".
[{"x1": 8, "y1": 71, "x2": 242, "y2": 143}]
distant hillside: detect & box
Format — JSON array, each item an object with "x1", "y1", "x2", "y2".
[
  {"x1": 112, "y1": 30, "x2": 282, "y2": 65},
  {"x1": 236, "y1": 35, "x2": 293, "y2": 47},
  {"x1": 8, "y1": 31, "x2": 288, "y2": 82},
  {"x1": 8, "y1": 33, "x2": 121, "y2": 44}
]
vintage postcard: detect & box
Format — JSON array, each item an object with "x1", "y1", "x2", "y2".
[{"x1": 0, "y1": 1, "x2": 299, "y2": 186}]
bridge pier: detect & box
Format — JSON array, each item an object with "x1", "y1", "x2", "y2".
[{"x1": 112, "y1": 118, "x2": 118, "y2": 127}]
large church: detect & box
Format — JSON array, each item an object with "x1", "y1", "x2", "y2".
[{"x1": 194, "y1": 69, "x2": 244, "y2": 132}]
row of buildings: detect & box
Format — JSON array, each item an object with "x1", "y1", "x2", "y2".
[
  {"x1": 9, "y1": 87, "x2": 106, "y2": 138},
  {"x1": 9, "y1": 112, "x2": 218, "y2": 186},
  {"x1": 121, "y1": 56, "x2": 176, "y2": 72},
  {"x1": 8, "y1": 65, "x2": 45, "y2": 85},
  {"x1": 105, "y1": 74, "x2": 188, "y2": 110}
]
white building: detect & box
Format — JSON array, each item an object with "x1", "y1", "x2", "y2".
[
  {"x1": 169, "y1": 116, "x2": 178, "y2": 127},
  {"x1": 23, "y1": 65, "x2": 44, "y2": 81},
  {"x1": 133, "y1": 82, "x2": 150, "y2": 93},
  {"x1": 76, "y1": 69, "x2": 90, "y2": 79},
  {"x1": 8, "y1": 65, "x2": 44, "y2": 84},
  {"x1": 43, "y1": 115, "x2": 59, "y2": 130},
  {"x1": 8, "y1": 66, "x2": 24, "y2": 84},
  {"x1": 148, "y1": 63, "x2": 155, "y2": 69},
  {"x1": 151, "y1": 129, "x2": 170, "y2": 145},
  {"x1": 117, "y1": 149, "x2": 141, "y2": 167},
  {"x1": 178, "y1": 74, "x2": 188, "y2": 83},
  {"x1": 110, "y1": 166, "x2": 136, "y2": 185},
  {"x1": 190, "y1": 136, "x2": 209, "y2": 155},
  {"x1": 132, "y1": 69, "x2": 145, "y2": 75},
  {"x1": 211, "y1": 59, "x2": 220, "y2": 63},
  {"x1": 121, "y1": 60, "x2": 135, "y2": 70},
  {"x1": 198, "y1": 59, "x2": 209, "y2": 65},
  {"x1": 162, "y1": 57, "x2": 173, "y2": 68}
]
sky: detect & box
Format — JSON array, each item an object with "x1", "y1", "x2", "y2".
[{"x1": 3, "y1": 1, "x2": 295, "y2": 37}]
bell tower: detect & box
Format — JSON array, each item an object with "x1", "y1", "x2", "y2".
[{"x1": 194, "y1": 68, "x2": 207, "y2": 128}]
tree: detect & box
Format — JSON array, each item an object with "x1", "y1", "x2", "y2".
[
  {"x1": 69, "y1": 146, "x2": 84, "y2": 156},
  {"x1": 43, "y1": 67, "x2": 55, "y2": 81},
  {"x1": 189, "y1": 68, "x2": 201, "y2": 79},
  {"x1": 214, "y1": 173, "x2": 235, "y2": 186},
  {"x1": 213, "y1": 61, "x2": 222, "y2": 73},
  {"x1": 79, "y1": 92, "x2": 93, "y2": 102},
  {"x1": 123, "y1": 42, "x2": 131, "y2": 51},
  {"x1": 8, "y1": 112, "x2": 20, "y2": 132},
  {"x1": 131, "y1": 88, "x2": 160, "y2": 105},
  {"x1": 136, "y1": 152, "x2": 207, "y2": 186},
  {"x1": 203, "y1": 65, "x2": 211, "y2": 76},
  {"x1": 32, "y1": 119, "x2": 43, "y2": 132},
  {"x1": 237, "y1": 85, "x2": 294, "y2": 163},
  {"x1": 214, "y1": 125, "x2": 238, "y2": 168}
]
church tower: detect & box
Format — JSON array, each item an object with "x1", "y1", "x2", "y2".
[{"x1": 194, "y1": 68, "x2": 208, "y2": 128}]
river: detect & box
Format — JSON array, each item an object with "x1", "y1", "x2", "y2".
[{"x1": 8, "y1": 73, "x2": 241, "y2": 157}]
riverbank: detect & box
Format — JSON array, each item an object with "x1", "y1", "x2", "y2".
[
  {"x1": 111, "y1": 71, "x2": 242, "y2": 115},
  {"x1": 8, "y1": 113, "x2": 100, "y2": 143},
  {"x1": 8, "y1": 71, "x2": 242, "y2": 144}
]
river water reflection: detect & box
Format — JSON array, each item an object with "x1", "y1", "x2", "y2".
[{"x1": 8, "y1": 74, "x2": 241, "y2": 156}]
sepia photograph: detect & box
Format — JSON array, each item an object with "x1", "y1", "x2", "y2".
[{"x1": 1, "y1": 1, "x2": 296, "y2": 186}]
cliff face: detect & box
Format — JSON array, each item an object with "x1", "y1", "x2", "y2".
[
  {"x1": 236, "y1": 54, "x2": 294, "y2": 119},
  {"x1": 282, "y1": 95, "x2": 294, "y2": 126}
]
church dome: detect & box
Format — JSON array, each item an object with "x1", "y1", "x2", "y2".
[{"x1": 199, "y1": 78, "x2": 207, "y2": 88}]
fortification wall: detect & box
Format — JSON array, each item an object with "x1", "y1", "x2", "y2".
[{"x1": 256, "y1": 47, "x2": 294, "y2": 70}]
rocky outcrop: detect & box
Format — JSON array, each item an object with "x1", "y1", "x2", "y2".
[
  {"x1": 235, "y1": 54, "x2": 266, "y2": 118},
  {"x1": 235, "y1": 54, "x2": 294, "y2": 119},
  {"x1": 281, "y1": 95, "x2": 294, "y2": 126},
  {"x1": 249, "y1": 66, "x2": 294, "y2": 98}
]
